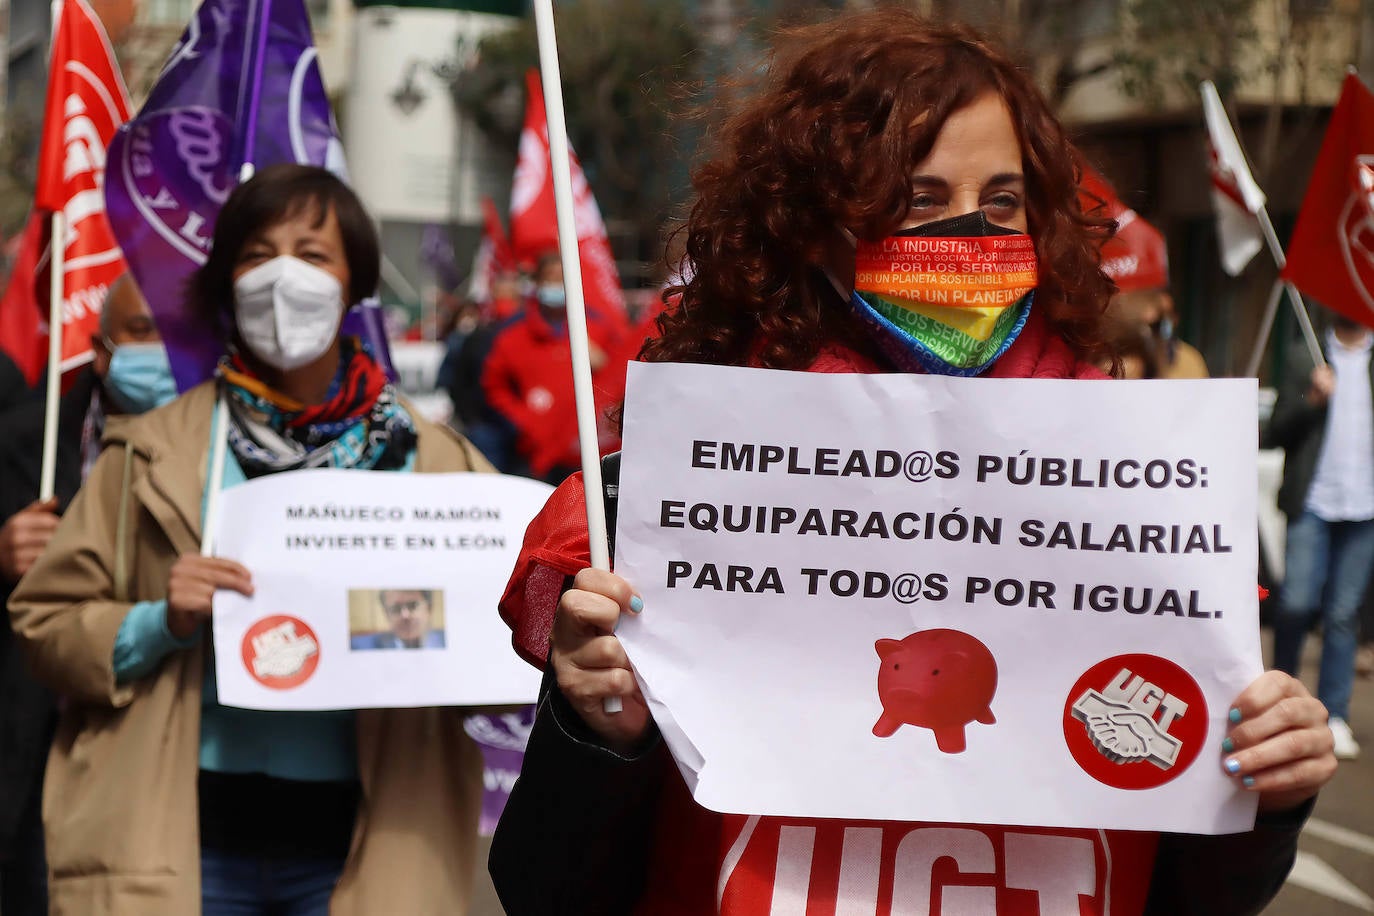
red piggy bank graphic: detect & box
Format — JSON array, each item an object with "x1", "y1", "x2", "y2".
[{"x1": 872, "y1": 629, "x2": 998, "y2": 753}]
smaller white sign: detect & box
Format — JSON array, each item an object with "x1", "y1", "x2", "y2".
[{"x1": 212, "y1": 470, "x2": 549, "y2": 710}]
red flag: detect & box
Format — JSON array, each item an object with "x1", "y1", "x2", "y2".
[
  {"x1": 469, "y1": 196, "x2": 516, "y2": 304},
  {"x1": 1078, "y1": 166, "x2": 1169, "y2": 293},
  {"x1": 0, "y1": 214, "x2": 47, "y2": 384},
  {"x1": 33, "y1": 0, "x2": 131, "y2": 372},
  {"x1": 509, "y1": 69, "x2": 626, "y2": 320},
  {"x1": 1283, "y1": 73, "x2": 1374, "y2": 327}
]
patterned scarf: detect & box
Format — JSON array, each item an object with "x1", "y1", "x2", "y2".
[
  {"x1": 853, "y1": 288, "x2": 1034, "y2": 377},
  {"x1": 848, "y1": 212, "x2": 1038, "y2": 376},
  {"x1": 218, "y1": 340, "x2": 417, "y2": 477}
]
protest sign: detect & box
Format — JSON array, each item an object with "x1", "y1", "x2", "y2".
[
  {"x1": 614, "y1": 362, "x2": 1260, "y2": 834},
  {"x1": 212, "y1": 470, "x2": 549, "y2": 710}
]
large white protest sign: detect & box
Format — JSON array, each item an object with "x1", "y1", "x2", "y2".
[
  {"x1": 614, "y1": 362, "x2": 1261, "y2": 834},
  {"x1": 212, "y1": 470, "x2": 549, "y2": 710}
]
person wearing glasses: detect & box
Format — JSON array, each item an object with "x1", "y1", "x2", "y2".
[{"x1": 351, "y1": 589, "x2": 446, "y2": 650}]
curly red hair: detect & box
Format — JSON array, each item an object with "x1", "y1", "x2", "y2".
[{"x1": 642, "y1": 12, "x2": 1114, "y2": 370}]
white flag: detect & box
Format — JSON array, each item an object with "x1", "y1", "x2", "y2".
[{"x1": 1201, "y1": 80, "x2": 1266, "y2": 276}]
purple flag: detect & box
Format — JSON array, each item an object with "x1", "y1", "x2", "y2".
[
  {"x1": 105, "y1": 0, "x2": 391, "y2": 391},
  {"x1": 463, "y1": 707, "x2": 535, "y2": 835}
]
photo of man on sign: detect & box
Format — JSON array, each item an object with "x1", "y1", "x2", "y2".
[{"x1": 349, "y1": 588, "x2": 447, "y2": 650}]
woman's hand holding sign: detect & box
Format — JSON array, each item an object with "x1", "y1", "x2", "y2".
[
  {"x1": 1222, "y1": 670, "x2": 1337, "y2": 814},
  {"x1": 552, "y1": 568, "x2": 650, "y2": 752},
  {"x1": 166, "y1": 555, "x2": 254, "y2": 639}
]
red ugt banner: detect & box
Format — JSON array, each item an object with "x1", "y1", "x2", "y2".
[
  {"x1": 34, "y1": 0, "x2": 131, "y2": 371},
  {"x1": 509, "y1": 69, "x2": 626, "y2": 321},
  {"x1": 1283, "y1": 73, "x2": 1374, "y2": 326}
]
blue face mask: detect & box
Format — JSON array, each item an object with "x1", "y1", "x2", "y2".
[
  {"x1": 536, "y1": 284, "x2": 567, "y2": 309},
  {"x1": 104, "y1": 341, "x2": 179, "y2": 414}
]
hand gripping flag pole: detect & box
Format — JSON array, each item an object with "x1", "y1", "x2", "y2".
[{"x1": 531, "y1": 0, "x2": 619, "y2": 712}]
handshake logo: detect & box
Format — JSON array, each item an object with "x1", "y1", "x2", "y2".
[
  {"x1": 251, "y1": 620, "x2": 319, "y2": 679},
  {"x1": 1062, "y1": 655, "x2": 1207, "y2": 790},
  {"x1": 241, "y1": 615, "x2": 321, "y2": 690},
  {"x1": 1071, "y1": 684, "x2": 1184, "y2": 769}
]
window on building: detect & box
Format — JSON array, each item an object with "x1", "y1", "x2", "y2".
[{"x1": 139, "y1": 0, "x2": 197, "y2": 25}]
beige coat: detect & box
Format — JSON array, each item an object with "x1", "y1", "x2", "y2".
[{"x1": 9, "y1": 383, "x2": 492, "y2": 916}]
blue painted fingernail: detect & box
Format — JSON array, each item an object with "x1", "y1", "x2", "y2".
[
  {"x1": 1242, "y1": 776, "x2": 1255, "y2": 788},
  {"x1": 629, "y1": 595, "x2": 644, "y2": 614},
  {"x1": 1221, "y1": 737, "x2": 1234, "y2": 753},
  {"x1": 1228, "y1": 707, "x2": 1243, "y2": 724},
  {"x1": 1224, "y1": 758, "x2": 1242, "y2": 775}
]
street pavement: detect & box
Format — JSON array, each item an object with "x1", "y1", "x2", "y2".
[
  {"x1": 466, "y1": 634, "x2": 1374, "y2": 914},
  {"x1": 1262, "y1": 635, "x2": 1374, "y2": 915}
]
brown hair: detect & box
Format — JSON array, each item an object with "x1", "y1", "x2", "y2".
[
  {"x1": 642, "y1": 12, "x2": 1114, "y2": 370},
  {"x1": 190, "y1": 163, "x2": 380, "y2": 341}
]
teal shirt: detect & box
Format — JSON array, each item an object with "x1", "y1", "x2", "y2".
[{"x1": 111, "y1": 407, "x2": 417, "y2": 782}]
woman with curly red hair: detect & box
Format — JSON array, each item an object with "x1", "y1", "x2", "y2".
[{"x1": 489, "y1": 13, "x2": 1335, "y2": 914}]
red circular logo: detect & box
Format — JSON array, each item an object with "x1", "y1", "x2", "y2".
[
  {"x1": 1062, "y1": 654, "x2": 1207, "y2": 790},
  {"x1": 240, "y1": 615, "x2": 320, "y2": 690}
]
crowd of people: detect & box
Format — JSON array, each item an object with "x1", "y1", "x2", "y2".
[
  {"x1": 0, "y1": 8, "x2": 1364, "y2": 916},
  {"x1": 435, "y1": 253, "x2": 640, "y2": 485}
]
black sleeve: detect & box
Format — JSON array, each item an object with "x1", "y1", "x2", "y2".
[
  {"x1": 488, "y1": 664, "x2": 667, "y2": 916},
  {"x1": 0, "y1": 351, "x2": 27, "y2": 414},
  {"x1": 1144, "y1": 799, "x2": 1312, "y2": 915},
  {"x1": 1261, "y1": 362, "x2": 1324, "y2": 452}
]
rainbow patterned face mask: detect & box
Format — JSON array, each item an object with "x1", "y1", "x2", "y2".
[{"x1": 849, "y1": 211, "x2": 1038, "y2": 376}]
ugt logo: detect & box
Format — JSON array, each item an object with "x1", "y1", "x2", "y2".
[
  {"x1": 1062, "y1": 654, "x2": 1208, "y2": 790},
  {"x1": 1338, "y1": 155, "x2": 1374, "y2": 316},
  {"x1": 240, "y1": 615, "x2": 320, "y2": 690},
  {"x1": 1071, "y1": 669, "x2": 1187, "y2": 769}
]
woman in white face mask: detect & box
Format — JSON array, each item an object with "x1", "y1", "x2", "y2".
[{"x1": 10, "y1": 164, "x2": 492, "y2": 916}]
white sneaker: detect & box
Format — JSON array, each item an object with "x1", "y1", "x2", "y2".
[{"x1": 1330, "y1": 718, "x2": 1361, "y2": 760}]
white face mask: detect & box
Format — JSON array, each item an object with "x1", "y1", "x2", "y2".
[{"x1": 233, "y1": 256, "x2": 345, "y2": 371}]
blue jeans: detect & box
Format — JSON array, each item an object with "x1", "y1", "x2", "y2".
[
  {"x1": 201, "y1": 848, "x2": 344, "y2": 916},
  {"x1": 1272, "y1": 511, "x2": 1374, "y2": 720}
]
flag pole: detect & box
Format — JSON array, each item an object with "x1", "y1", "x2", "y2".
[
  {"x1": 39, "y1": 210, "x2": 65, "y2": 503},
  {"x1": 1204, "y1": 82, "x2": 1326, "y2": 372},
  {"x1": 1244, "y1": 280, "x2": 1284, "y2": 378},
  {"x1": 38, "y1": 0, "x2": 66, "y2": 503},
  {"x1": 1252, "y1": 207, "x2": 1326, "y2": 370},
  {"x1": 199, "y1": 154, "x2": 251, "y2": 556},
  {"x1": 238, "y1": 0, "x2": 272, "y2": 177},
  {"x1": 531, "y1": 0, "x2": 617, "y2": 710},
  {"x1": 204, "y1": 0, "x2": 268, "y2": 555},
  {"x1": 201, "y1": 397, "x2": 231, "y2": 554}
]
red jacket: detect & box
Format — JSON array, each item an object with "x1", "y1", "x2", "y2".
[
  {"x1": 492, "y1": 310, "x2": 1302, "y2": 915},
  {"x1": 480, "y1": 302, "x2": 626, "y2": 476}
]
